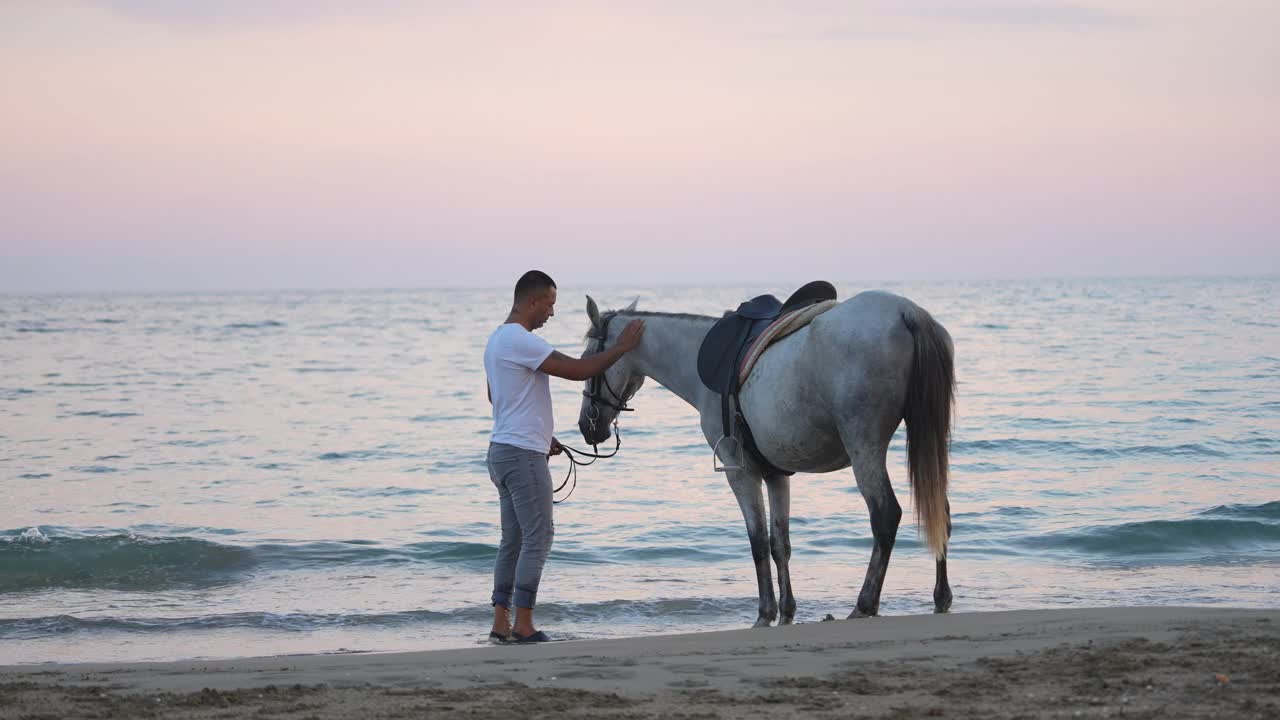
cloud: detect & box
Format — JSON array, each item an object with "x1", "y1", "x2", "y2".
[
  {"x1": 672, "y1": 1, "x2": 1142, "y2": 49},
  {"x1": 77, "y1": 0, "x2": 428, "y2": 29},
  {"x1": 81, "y1": 1, "x2": 1143, "y2": 32},
  {"x1": 912, "y1": 1, "x2": 1142, "y2": 29}
]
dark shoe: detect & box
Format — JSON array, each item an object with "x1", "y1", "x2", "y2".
[
  {"x1": 511, "y1": 630, "x2": 553, "y2": 644},
  {"x1": 488, "y1": 630, "x2": 510, "y2": 644}
]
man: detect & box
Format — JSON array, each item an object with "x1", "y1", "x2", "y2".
[{"x1": 482, "y1": 270, "x2": 644, "y2": 643}]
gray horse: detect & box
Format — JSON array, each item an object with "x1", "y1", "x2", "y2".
[{"x1": 576, "y1": 291, "x2": 955, "y2": 626}]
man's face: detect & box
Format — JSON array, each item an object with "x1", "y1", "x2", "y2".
[{"x1": 530, "y1": 287, "x2": 556, "y2": 329}]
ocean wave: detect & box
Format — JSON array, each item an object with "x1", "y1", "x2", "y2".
[
  {"x1": 952, "y1": 461, "x2": 1008, "y2": 473},
  {"x1": 951, "y1": 438, "x2": 1248, "y2": 459},
  {"x1": 0, "y1": 597, "x2": 759, "y2": 640},
  {"x1": 1198, "y1": 501, "x2": 1280, "y2": 521},
  {"x1": 316, "y1": 449, "x2": 414, "y2": 461},
  {"x1": 224, "y1": 321, "x2": 286, "y2": 329},
  {"x1": 1004, "y1": 417, "x2": 1076, "y2": 427},
  {"x1": 410, "y1": 414, "x2": 490, "y2": 424},
  {"x1": 0, "y1": 526, "x2": 758, "y2": 594},
  {"x1": 67, "y1": 410, "x2": 141, "y2": 419},
  {"x1": 0, "y1": 611, "x2": 458, "y2": 639},
  {"x1": 331, "y1": 486, "x2": 437, "y2": 498},
  {"x1": 0, "y1": 529, "x2": 255, "y2": 592},
  {"x1": 946, "y1": 506, "x2": 1045, "y2": 540},
  {"x1": 9, "y1": 503, "x2": 1276, "y2": 595},
  {"x1": 1020, "y1": 506, "x2": 1280, "y2": 559},
  {"x1": 614, "y1": 546, "x2": 739, "y2": 563}
]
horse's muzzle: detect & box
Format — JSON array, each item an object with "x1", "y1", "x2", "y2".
[{"x1": 579, "y1": 418, "x2": 612, "y2": 446}]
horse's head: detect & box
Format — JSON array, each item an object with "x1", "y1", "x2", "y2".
[{"x1": 577, "y1": 295, "x2": 645, "y2": 445}]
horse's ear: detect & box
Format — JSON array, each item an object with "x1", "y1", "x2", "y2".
[
  {"x1": 586, "y1": 295, "x2": 601, "y2": 329},
  {"x1": 624, "y1": 297, "x2": 638, "y2": 312}
]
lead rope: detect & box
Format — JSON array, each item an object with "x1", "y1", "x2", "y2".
[{"x1": 551, "y1": 417, "x2": 624, "y2": 504}]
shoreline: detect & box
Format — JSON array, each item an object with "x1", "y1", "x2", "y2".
[{"x1": 2, "y1": 606, "x2": 1277, "y2": 718}]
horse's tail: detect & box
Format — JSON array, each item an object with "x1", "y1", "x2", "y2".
[{"x1": 901, "y1": 305, "x2": 955, "y2": 560}]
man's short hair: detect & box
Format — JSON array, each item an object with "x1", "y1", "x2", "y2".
[{"x1": 514, "y1": 270, "x2": 556, "y2": 302}]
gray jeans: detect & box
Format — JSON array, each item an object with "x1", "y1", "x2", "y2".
[{"x1": 487, "y1": 442, "x2": 555, "y2": 609}]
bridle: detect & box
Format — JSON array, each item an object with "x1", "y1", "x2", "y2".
[
  {"x1": 582, "y1": 312, "x2": 637, "y2": 424},
  {"x1": 554, "y1": 312, "x2": 636, "y2": 503}
]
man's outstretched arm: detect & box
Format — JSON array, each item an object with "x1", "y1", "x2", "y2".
[{"x1": 537, "y1": 319, "x2": 644, "y2": 381}]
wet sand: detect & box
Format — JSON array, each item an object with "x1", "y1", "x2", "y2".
[{"x1": 2, "y1": 606, "x2": 1277, "y2": 719}]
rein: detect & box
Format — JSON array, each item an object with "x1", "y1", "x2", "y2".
[
  {"x1": 552, "y1": 425, "x2": 620, "y2": 503},
  {"x1": 553, "y1": 312, "x2": 635, "y2": 503}
]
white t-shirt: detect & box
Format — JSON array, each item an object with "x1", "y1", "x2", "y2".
[{"x1": 483, "y1": 323, "x2": 556, "y2": 453}]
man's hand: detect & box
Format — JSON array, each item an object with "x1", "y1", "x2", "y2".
[
  {"x1": 617, "y1": 319, "x2": 645, "y2": 352},
  {"x1": 549, "y1": 437, "x2": 564, "y2": 456}
]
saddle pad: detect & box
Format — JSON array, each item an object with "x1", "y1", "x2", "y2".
[{"x1": 738, "y1": 300, "x2": 837, "y2": 383}]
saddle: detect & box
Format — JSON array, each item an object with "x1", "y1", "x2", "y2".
[{"x1": 696, "y1": 281, "x2": 837, "y2": 475}]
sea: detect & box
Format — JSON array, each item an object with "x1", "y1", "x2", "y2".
[{"x1": 2, "y1": 277, "x2": 1277, "y2": 664}]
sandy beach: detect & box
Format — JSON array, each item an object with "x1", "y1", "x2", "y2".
[{"x1": 2, "y1": 606, "x2": 1276, "y2": 719}]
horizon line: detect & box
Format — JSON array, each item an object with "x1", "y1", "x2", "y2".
[{"x1": 2, "y1": 271, "x2": 1276, "y2": 298}]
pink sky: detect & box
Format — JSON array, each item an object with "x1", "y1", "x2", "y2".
[{"x1": 2, "y1": 1, "x2": 1277, "y2": 291}]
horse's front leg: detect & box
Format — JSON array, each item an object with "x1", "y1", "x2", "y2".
[
  {"x1": 764, "y1": 474, "x2": 796, "y2": 624},
  {"x1": 727, "y1": 471, "x2": 777, "y2": 627}
]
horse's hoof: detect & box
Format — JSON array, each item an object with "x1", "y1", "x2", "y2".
[
  {"x1": 752, "y1": 617, "x2": 773, "y2": 628},
  {"x1": 847, "y1": 608, "x2": 877, "y2": 619},
  {"x1": 779, "y1": 615, "x2": 796, "y2": 626}
]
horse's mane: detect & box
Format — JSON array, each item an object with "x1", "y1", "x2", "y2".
[
  {"x1": 584, "y1": 309, "x2": 716, "y2": 340},
  {"x1": 612, "y1": 310, "x2": 715, "y2": 322}
]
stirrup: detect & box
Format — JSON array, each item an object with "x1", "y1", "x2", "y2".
[{"x1": 713, "y1": 435, "x2": 743, "y2": 472}]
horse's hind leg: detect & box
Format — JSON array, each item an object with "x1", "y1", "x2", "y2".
[
  {"x1": 727, "y1": 471, "x2": 777, "y2": 628},
  {"x1": 764, "y1": 474, "x2": 796, "y2": 624},
  {"x1": 934, "y1": 499, "x2": 953, "y2": 613},
  {"x1": 848, "y1": 456, "x2": 901, "y2": 618}
]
